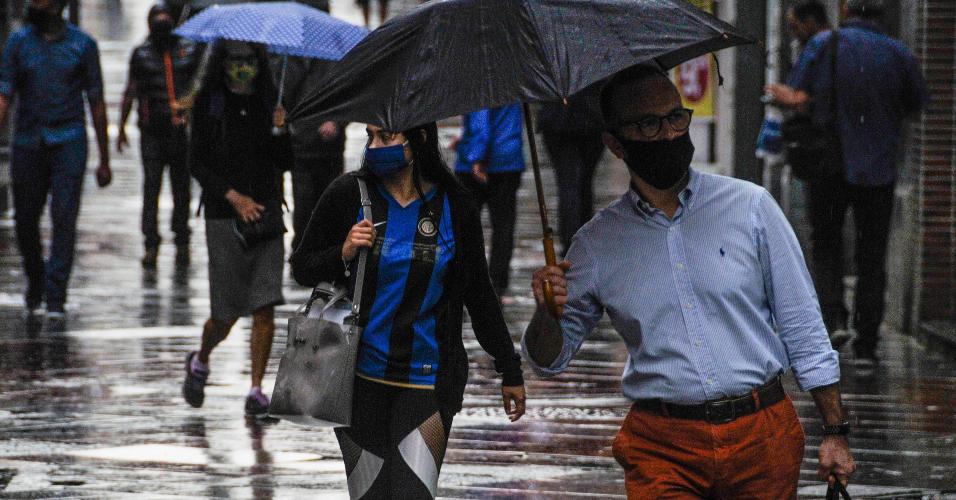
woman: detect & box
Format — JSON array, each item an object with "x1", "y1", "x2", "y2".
[
  {"x1": 291, "y1": 122, "x2": 526, "y2": 498},
  {"x1": 182, "y1": 40, "x2": 291, "y2": 417}
]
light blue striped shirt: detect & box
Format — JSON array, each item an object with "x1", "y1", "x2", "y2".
[{"x1": 522, "y1": 169, "x2": 840, "y2": 403}]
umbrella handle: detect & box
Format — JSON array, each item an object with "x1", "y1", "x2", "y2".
[
  {"x1": 542, "y1": 232, "x2": 563, "y2": 318},
  {"x1": 523, "y1": 102, "x2": 563, "y2": 318}
]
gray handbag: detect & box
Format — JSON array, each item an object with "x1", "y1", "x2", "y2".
[{"x1": 268, "y1": 178, "x2": 373, "y2": 427}]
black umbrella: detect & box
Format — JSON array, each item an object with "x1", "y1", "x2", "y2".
[{"x1": 290, "y1": 0, "x2": 754, "y2": 315}]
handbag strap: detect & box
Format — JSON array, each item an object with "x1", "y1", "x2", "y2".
[{"x1": 351, "y1": 177, "x2": 374, "y2": 316}]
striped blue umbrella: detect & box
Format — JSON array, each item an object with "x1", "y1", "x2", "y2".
[{"x1": 174, "y1": 2, "x2": 367, "y2": 61}]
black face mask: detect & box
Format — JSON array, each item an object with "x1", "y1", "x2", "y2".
[
  {"x1": 150, "y1": 19, "x2": 175, "y2": 38},
  {"x1": 149, "y1": 19, "x2": 176, "y2": 48},
  {"x1": 617, "y1": 132, "x2": 695, "y2": 190},
  {"x1": 26, "y1": 6, "x2": 63, "y2": 34}
]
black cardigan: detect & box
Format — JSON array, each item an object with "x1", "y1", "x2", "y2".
[
  {"x1": 290, "y1": 170, "x2": 523, "y2": 415},
  {"x1": 189, "y1": 86, "x2": 292, "y2": 219}
]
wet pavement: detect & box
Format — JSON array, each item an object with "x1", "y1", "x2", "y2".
[{"x1": 2, "y1": 1, "x2": 956, "y2": 498}]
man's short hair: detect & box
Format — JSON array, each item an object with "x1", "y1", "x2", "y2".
[
  {"x1": 846, "y1": 0, "x2": 885, "y2": 20},
  {"x1": 599, "y1": 64, "x2": 669, "y2": 127},
  {"x1": 791, "y1": 0, "x2": 828, "y2": 25}
]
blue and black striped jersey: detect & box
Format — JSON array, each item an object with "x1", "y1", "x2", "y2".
[{"x1": 353, "y1": 184, "x2": 455, "y2": 388}]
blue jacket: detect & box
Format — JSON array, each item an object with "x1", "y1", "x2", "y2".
[{"x1": 455, "y1": 104, "x2": 525, "y2": 174}]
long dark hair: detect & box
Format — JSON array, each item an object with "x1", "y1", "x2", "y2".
[{"x1": 403, "y1": 122, "x2": 461, "y2": 195}]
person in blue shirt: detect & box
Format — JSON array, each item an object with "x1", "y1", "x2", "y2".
[
  {"x1": 525, "y1": 65, "x2": 855, "y2": 497},
  {"x1": 291, "y1": 121, "x2": 526, "y2": 499},
  {"x1": 765, "y1": 0, "x2": 929, "y2": 366},
  {"x1": 454, "y1": 104, "x2": 525, "y2": 298},
  {"x1": 0, "y1": 0, "x2": 112, "y2": 324}
]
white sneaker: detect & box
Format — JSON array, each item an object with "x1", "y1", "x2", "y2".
[{"x1": 46, "y1": 311, "x2": 66, "y2": 321}]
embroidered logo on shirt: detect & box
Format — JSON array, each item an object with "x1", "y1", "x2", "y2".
[
  {"x1": 720, "y1": 247, "x2": 725, "y2": 256},
  {"x1": 417, "y1": 218, "x2": 437, "y2": 237}
]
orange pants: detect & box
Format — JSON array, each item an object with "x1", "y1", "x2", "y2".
[{"x1": 611, "y1": 396, "x2": 805, "y2": 499}]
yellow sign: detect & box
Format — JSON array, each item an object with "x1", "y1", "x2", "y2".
[{"x1": 672, "y1": 0, "x2": 715, "y2": 119}]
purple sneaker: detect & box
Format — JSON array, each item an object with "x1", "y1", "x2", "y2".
[
  {"x1": 182, "y1": 351, "x2": 209, "y2": 408},
  {"x1": 244, "y1": 388, "x2": 271, "y2": 417}
]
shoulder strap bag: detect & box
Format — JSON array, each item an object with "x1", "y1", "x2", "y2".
[
  {"x1": 781, "y1": 29, "x2": 843, "y2": 180},
  {"x1": 268, "y1": 177, "x2": 373, "y2": 427}
]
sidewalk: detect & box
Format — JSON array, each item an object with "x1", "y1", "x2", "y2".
[{"x1": 0, "y1": 1, "x2": 954, "y2": 498}]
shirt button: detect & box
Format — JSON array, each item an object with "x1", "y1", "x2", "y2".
[
  {"x1": 695, "y1": 340, "x2": 702, "y2": 347},
  {"x1": 676, "y1": 263, "x2": 685, "y2": 270},
  {"x1": 706, "y1": 378, "x2": 714, "y2": 385},
  {"x1": 685, "y1": 303, "x2": 694, "y2": 310}
]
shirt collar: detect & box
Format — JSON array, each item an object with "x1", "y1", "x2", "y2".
[
  {"x1": 27, "y1": 23, "x2": 69, "y2": 42},
  {"x1": 627, "y1": 167, "x2": 699, "y2": 219}
]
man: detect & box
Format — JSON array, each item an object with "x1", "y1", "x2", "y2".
[
  {"x1": 765, "y1": 0, "x2": 848, "y2": 348},
  {"x1": 279, "y1": 56, "x2": 347, "y2": 254},
  {"x1": 523, "y1": 65, "x2": 855, "y2": 498},
  {"x1": 0, "y1": 0, "x2": 111, "y2": 323},
  {"x1": 538, "y1": 88, "x2": 606, "y2": 256},
  {"x1": 765, "y1": 0, "x2": 928, "y2": 366},
  {"x1": 786, "y1": 0, "x2": 830, "y2": 47},
  {"x1": 118, "y1": 3, "x2": 200, "y2": 268},
  {"x1": 455, "y1": 104, "x2": 525, "y2": 299}
]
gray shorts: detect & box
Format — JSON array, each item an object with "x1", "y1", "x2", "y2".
[{"x1": 205, "y1": 218, "x2": 285, "y2": 322}]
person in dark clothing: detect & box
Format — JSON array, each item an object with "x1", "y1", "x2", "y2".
[
  {"x1": 787, "y1": 0, "x2": 830, "y2": 46},
  {"x1": 276, "y1": 56, "x2": 347, "y2": 253},
  {"x1": 0, "y1": 0, "x2": 112, "y2": 324},
  {"x1": 291, "y1": 122, "x2": 526, "y2": 499},
  {"x1": 454, "y1": 104, "x2": 525, "y2": 298},
  {"x1": 538, "y1": 87, "x2": 606, "y2": 256},
  {"x1": 118, "y1": 3, "x2": 200, "y2": 268},
  {"x1": 181, "y1": 40, "x2": 292, "y2": 417},
  {"x1": 766, "y1": 0, "x2": 929, "y2": 366}
]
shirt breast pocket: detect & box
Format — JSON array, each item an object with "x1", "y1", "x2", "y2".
[{"x1": 706, "y1": 237, "x2": 761, "y2": 304}]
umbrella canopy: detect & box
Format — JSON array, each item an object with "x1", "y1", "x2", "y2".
[
  {"x1": 288, "y1": 0, "x2": 754, "y2": 130},
  {"x1": 174, "y1": 2, "x2": 367, "y2": 60}
]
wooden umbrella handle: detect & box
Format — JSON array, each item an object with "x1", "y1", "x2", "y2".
[
  {"x1": 542, "y1": 232, "x2": 563, "y2": 318},
  {"x1": 522, "y1": 102, "x2": 563, "y2": 318}
]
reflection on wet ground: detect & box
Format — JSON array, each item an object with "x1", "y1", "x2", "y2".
[{"x1": 1, "y1": 0, "x2": 956, "y2": 498}]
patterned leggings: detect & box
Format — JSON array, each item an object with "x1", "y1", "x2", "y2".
[{"x1": 335, "y1": 376, "x2": 453, "y2": 499}]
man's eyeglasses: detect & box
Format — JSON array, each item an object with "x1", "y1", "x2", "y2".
[{"x1": 615, "y1": 108, "x2": 694, "y2": 139}]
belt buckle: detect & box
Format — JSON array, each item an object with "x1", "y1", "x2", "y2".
[{"x1": 705, "y1": 399, "x2": 736, "y2": 424}]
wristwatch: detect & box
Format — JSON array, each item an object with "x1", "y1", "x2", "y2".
[{"x1": 822, "y1": 420, "x2": 852, "y2": 437}]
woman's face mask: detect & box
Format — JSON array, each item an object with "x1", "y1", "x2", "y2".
[
  {"x1": 365, "y1": 141, "x2": 410, "y2": 178},
  {"x1": 224, "y1": 57, "x2": 258, "y2": 91}
]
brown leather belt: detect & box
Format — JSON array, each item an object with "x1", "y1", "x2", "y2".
[{"x1": 632, "y1": 375, "x2": 786, "y2": 425}]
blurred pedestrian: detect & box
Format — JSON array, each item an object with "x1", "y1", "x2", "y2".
[
  {"x1": 274, "y1": 55, "x2": 347, "y2": 254},
  {"x1": 291, "y1": 122, "x2": 525, "y2": 498},
  {"x1": 454, "y1": 104, "x2": 525, "y2": 299},
  {"x1": 538, "y1": 88, "x2": 605, "y2": 256},
  {"x1": 182, "y1": 40, "x2": 292, "y2": 417},
  {"x1": 0, "y1": 0, "x2": 112, "y2": 324},
  {"x1": 785, "y1": 0, "x2": 831, "y2": 48},
  {"x1": 117, "y1": 3, "x2": 200, "y2": 269},
  {"x1": 358, "y1": 0, "x2": 389, "y2": 28},
  {"x1": 765, "y1": 0, "x2": 928, "y2": 366},
  {"x1": 525, "y1": 66, "x2": 855, "y2": 498}
]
